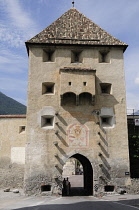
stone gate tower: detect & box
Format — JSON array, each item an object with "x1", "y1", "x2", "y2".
[{"x1": 25, "y1": 7, "x2": 130, "y2": 195}]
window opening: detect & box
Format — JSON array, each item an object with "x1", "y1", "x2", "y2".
[
  {"x1": 62, "y1": 92, "x2": 76, "y2": 106},
  {"x1": 101, "y1": 116, "x2": 113, "y2": 127},
  {"x1": 71, "y1": 51, "x2": 82, "y2": 63},
  {"x1": 101, "y1": 52, "x2": 107, "y2": 62},
  {"x1": 41, "y1": 185, "x2": 51, "y2": 192},
  {"x1": 100, "y1": 83, "x2": 111, "y2": 94},
  {"x1": 104, "y1": 185, "x2": 114, "y2": 192},
  {"x1": 43, "y1": 50, "x2": 55, "y2": 62},
  {"x1": 41, "y1": 116, "x2": 54, "y2": 128},
  {"x1": 79, "y1": 92, "x2": 92, "y2": 105},
  {"x1": 19, "y1": 126, "x2": 26, "y2": 133},
  {"x1": 99, "y1": 51, "x2": 110, "y2": 63},
  {"x1": 69, "y1": 82, "x2": 72, "y2": 86},
  {"x1": 42, "y1": 82, "x2": 55, "y2": 94},
  {"x1": 83, "y1": 82, "x2": 87, "y2": 86}
]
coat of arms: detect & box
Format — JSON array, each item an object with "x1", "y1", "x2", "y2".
[{"x1": 67, "y1": 123, "x2": 89, "y2": 148}]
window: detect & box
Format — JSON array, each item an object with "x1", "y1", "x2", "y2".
[
  {"x1": 83, "y1": 82, "x2": 87, "y2": 86},
  {"x1": 79, "y1": 92, "x2": 92, "y2": 105},
  {"x1": 42, "y1": 82, "x2": 55, "y2": 95},
  {"x1": 19, "y1": 126, "x2": 26, "y2": 133},
  {"x1": 101, "y1": 116, "x2": 113, "y2": 127},
  {"x1": 69, "y1": 82, "x2": 72, "y2": 86},
  {"x1": 99, "y1": 51, "x2": 110, "y2": 63},
  {"x1": 100, "y1": 83, "x2": 111, "y2": 94},
  {"x1": 104, "y1": 185, "x2": 114, "y2": 192},
  {"x1": 41, "y1": 115, "x2": 54, "y2": 128},
  {"x1": 71, "y1": 51, "x2": 82, "y2": 63},
  {"x1": 43, "y1": 50, "x2": 55, "y2": 62},
  {"x1": 62, "y1": 92, "x2": 76, "y2": 106},
  {"x1": 41, "y1": 185, "x2": 51, "y2": 192}
]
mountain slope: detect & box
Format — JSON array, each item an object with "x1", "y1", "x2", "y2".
[{"x1": 0, "y1": 92, "x2": 26, "y2": 115}]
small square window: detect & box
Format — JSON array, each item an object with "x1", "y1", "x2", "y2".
[
  {"x1": 41, "y1": 115, "x2": 54, "y2": 128},
  {"x1": 42, "y1": 82, "x2": 55, "y2": 95},
  {"x1": 101, "y1": 116, "x2": 113, "y2": 127},
  {"x1": 43, "y1": 50, "x2": 55, "y2": 62},
  {"x1": 71, "y1": 51, "x2": 82, "y2": 63},
  {"x1": 19, "y1": 126, "x2": 26, "y2": 133},
  {"x1": 100, "y1": 83, "x2": 111, "y2": 94},
  {"x1": 41, "y1": 185, "x2": 51, "y2": 192},
  {"x1": 83, "y1": 82, "x2": 87, "y2": 86},
  {"x1": 69, "y1": 82, "x2": 72, "y2": 86},
  {"x1": 102, "y1": 118, "x2": 108, "y2": 123},
  {"x1": 99, "y1": 51, "x2": 110, "y2": 63}
]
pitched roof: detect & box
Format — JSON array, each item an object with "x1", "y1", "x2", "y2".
[{"x1": 26, "y1": 8, "x2": 127, "y2": 49}]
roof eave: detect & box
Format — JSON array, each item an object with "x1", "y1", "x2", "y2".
[{"x1": 25, "y1": 41, "x2": 128, "y2": 53}]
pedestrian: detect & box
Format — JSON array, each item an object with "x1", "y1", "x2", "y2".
[
  {"x1": 66, "y1": 177, "x2": 70, "y2": 196},
  {"x1": 62, "y1": 178, "x2": 66, "y2": 196}
]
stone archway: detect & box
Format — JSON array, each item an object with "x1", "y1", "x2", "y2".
[{"x1": 62, "y1": 153, "x2": 93, "y2": 196}]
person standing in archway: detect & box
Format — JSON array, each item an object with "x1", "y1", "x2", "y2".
[{"x1": 66, "y1": 177, "x2": 71, "y2": 196}]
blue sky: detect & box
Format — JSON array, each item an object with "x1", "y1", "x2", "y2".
[{"x1": 0, "y1": 0, "x2": 139, "y2": 112}]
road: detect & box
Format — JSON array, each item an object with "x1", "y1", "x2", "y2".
[{"x1": 1, "y1": 195, "x2": 139, "y2": 210}]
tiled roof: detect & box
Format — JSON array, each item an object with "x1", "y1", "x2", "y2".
[
  {"x1": 26, "y1": 8, "x2": 127, "y2": 49},
  {"x1": 0, "y1": 115, "x2": 26, "y2": 118}
]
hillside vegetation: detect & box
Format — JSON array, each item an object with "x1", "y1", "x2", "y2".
[{"x1": 0, "y1": 92, "x2": 26, "y2": 115}]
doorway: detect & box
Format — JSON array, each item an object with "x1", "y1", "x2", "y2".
[{"x1": 62, "y1": 153, "x2": 93, "y2": 196}]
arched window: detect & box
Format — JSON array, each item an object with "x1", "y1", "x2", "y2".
[
  {"x1": 79, "y1": 92, "x2": 92, "y2": 105},
  {"x1": 62, "y1": 92, "x2": 76, "y2": 106}
]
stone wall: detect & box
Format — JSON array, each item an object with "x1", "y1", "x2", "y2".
[
  {"x1": 0, "y1": 158, "x2": 24, "y2": 188},
  {"x1": 127, "y1": 179, "x2": 139, "y2": 194}
]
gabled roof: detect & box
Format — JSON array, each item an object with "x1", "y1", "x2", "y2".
[{"x1": 26, "y1": 8, "x2": 127, "y2": 49}]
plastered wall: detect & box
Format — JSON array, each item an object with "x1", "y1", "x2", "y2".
[
  {"x1": 0, "y1": 116, "x2": 26, "y2": 188},
  {"x1": 25, "y1": 45, "x2": 130, "y2": 195}
]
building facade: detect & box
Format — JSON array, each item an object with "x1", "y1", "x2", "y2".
[
  {"x1": 0, "y1": 115, "x2": 26, "y2": 188},
  {"x1": 24, "y1": 8, "x2": 130, "y2": 195}
]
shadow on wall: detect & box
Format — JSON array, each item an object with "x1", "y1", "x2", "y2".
[
  {"x1": 95, "y1": 77, "x2": 119, "y2": 107},
  {"x1": 61, "y1": 77, "x2": 119, "y2": 124}
]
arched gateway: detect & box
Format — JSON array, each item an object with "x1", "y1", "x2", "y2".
[
  {"x1": 63, "y1": 154, "x2": 93, "y2": 196},
  {"x1": 71, "y1": 154, "x2": 93, "y2": 195}
]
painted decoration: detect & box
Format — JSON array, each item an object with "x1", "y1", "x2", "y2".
[{"x1": 67, "y1": 123, "x2": 89, "y2": 148}]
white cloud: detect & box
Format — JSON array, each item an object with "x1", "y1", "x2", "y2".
[
  {"x1": 0, "y1": 23, "x2": 23, "y2": 47},
  {"x1": 0, "y1": 48, "x2": 27, "y2": 73},
  {"x1": 0, "y1": 77, "x2": 27, "y2": 92},
  {"x1": 0, "y1": 0, "x2": 38, "y2": 47},
  {"x1": 5, "y1": 0, "x2": 35, "y2": 31},
  {"x1": 135, "y1": 77, "x2": 139, "y2": 85}
]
